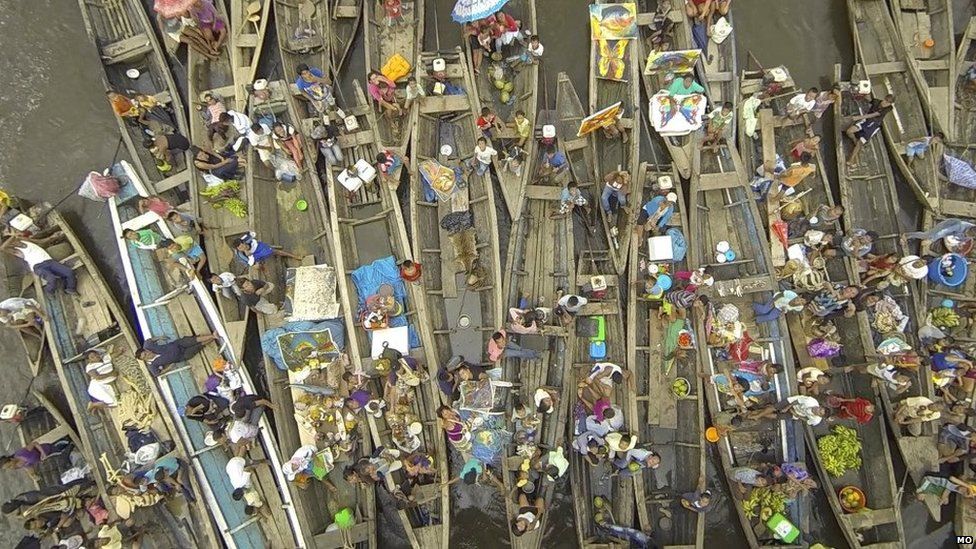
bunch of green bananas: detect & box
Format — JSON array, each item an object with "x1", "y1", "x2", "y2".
[
  {"x1": 817, "y1": 425, "x2": 862, "y2": 477},
  {"x1": 742, "y1": 486, "x2": 787, "y2": 520},
  {"x1": 220, "y1": 198, "x2": 248, "y2": 218},
  {"x1": 929, "y1": 306, "x2": 961, "y2": 329}
]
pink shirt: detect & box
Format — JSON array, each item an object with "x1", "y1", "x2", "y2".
[
  {"x1": 593, "y1": 398, "x2": 611, "y2": 419},
  {"x1": 487, "y1": 330, "x2": 506, "y2": 362}
]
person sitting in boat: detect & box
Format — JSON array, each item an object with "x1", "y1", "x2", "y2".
[
  {"x1": 271, "y1": 121, "x2": 304, "y2": 170},
  {"x1": 144, "y1": 131, "x2": 190, "y2": 172},
  {"x1": 775, "y1": 394, "x2": 826, "y2": 426},
  {"x1": 197, "y1": 92, "x2": 227, "y2": 142},
  {"x1": 728, "y1": 467, "x2": 770, "y2": 497},
  {"x1": 398, "y1": 259, "x2": 422, "y2": 283},
  {"x1": 166, "y1": 211, "x2": 207, "y2": 238},
  {"x1": 216, "y1": 110, "x2": 253, "y2": 154},
  {"x1": 375, "y1": 150, "x2": 404, "y2": 189},
  {"x1": 583, "y1": 403, "x2": 624, "y2": 437},
  {"x1": 232, "y1": 232, "x2": 302, "y2": 270},
  {"x1": 184, "y1": 392, "x2": 230, "y2": 427},
  {"x1": 246, "y1": 122, "x2": 275, "y2": 168},
  {"x1": 775, "y1": 152, "x2": 816, "y2": 192},
  {"x1": 188, "y1": 0, "x2": 228, "y2": 55},
  {"x1": 785, "y1": 87, "x2": 819, "y2": 121},
  {"x1": 824, "y1": 395, "x2": 875, "y2": 425},
  {"x1": 554, "y1": 290, "x2": 588, "y2": 326},
  {"x1": 636, "y1": 191, "x2": 678, "y2": 237},
  {"x1": 508, "y1": 307, "x2": 545, "y2": 335},
  {"x1": 365, "y1": 283, "x2": 402, "y2": 318},
  {"x1": 463, "y1": 23, "x2": 487, "y2": 75},
  {"x1": 310, "y1": 121, "x2": 344, "y2": 167},
  {"x1": 510, "y1": 493, "x2": 544, "y2": 538},
  {"x1": 807, "y1": 283, "x2": 858, "y2": 319},
  {"x1": 938, "y1": 423, "x2": 976, "y2": 465},
  {"x1": 367, "y1": 71, "x2": 403, "y2": 121},
  {"x1": 250, "y1": 79, "x2": 288, "y2": 119},
  {"x1": 702, "y1": 102, "x2": 734, "y2": 149},
  {"x1": 237, "y1": 278, "x2": 277, "y2": 316},
  {"x1": 158, "y1": 12, "x2": 218, "y2": 61},
  {"x1": 0, "y1": 437, "x2": 72, "y2": 478},
  {"x1": 553, "y1": 181, "x2": 590, "y2": 223},
  {"x1": 155, "y1": 237, "x2": 201, "y2": 279},
  {"x1": 491, "y1": 10, "x2": 522, "y2": 52},
  {"x1": 601, "y1": 108, "x2": 630, "y2": 143},
  {"x1": 667, "y1": 73, "x2": 705, "y2": 97},
  {"x1": 136, "y1": 332, "x2": 220, "y2": 376},
  {"x1": 402, "y1": 76, "x2": 426, "y2": 111},
  {"x1": 488, "y1": 329, "x2": 540, "y2": 362},
  {"x1": 612, "y1": 447, "x2": 662, "y2": 478},
  {"x1": 136, "y1": 195, "x2": 173, "y2": 218},
  {"x1": 84, "y1": 348, "x2": 119, "y2": 411},
  {"x1": 476, "y1": 106, "x2": 504, "y2": 140},
  {"x1": 295, "y1": 64, "x2": 333, "y2": 114},
  {"x1": 905, "y1": 217, "x2": 976, "y2": 248},
  {"x1": 843, "y1": 93, "x2": 894, "y2": 165},
  {"x1": 679, "y1": 489, "x2": 713, "y2": 514},
  {"x1": 789, "y1": 133, "x2": 822, "y2": 162},
  {"x1": 600, "y1": 169, "x2": 631, "y2": 219},
  {"x1": 191, "y1": 145, "x2": 242, "y2": 184},
  {"x1": 795, "y1": 366, "x2": 831, "y2": 397},
  {"x1": 0, "y1": 296, "x2": 45, "y2": 340},
  {"x1": 894, "y1": 396, "x2": 943, "y2": 436},
  {"x1": 538, "y1": 145, "x2": 568, "y2": 183},
  {"x1": 863, "y1": 362, "x2": 912, "y2": 395},
  {"x1": 905, "y1": 131, "x2": 945, "y2": 167},
  {"x1": 106, "y1": 91, "x2": 174, "y2": 136},
  {"x1": 514, "y1": 35, "x2": 544, "y2": 68},
  {"x1": 572, "y1": 431, "x2": 608, "y2": 466},
  {"x1": 915, "y1": 474, "x2": 976, "y2": 505}
]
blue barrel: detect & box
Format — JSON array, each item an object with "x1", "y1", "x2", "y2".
[{"x1": 928, "y1": 253, "x2": 968, "y2": 287}]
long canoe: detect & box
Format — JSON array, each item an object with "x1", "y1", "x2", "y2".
[
  {"x1": 500, "y1": 167, "x2": 575, "y2": 549},
  {"x1": 326, "y1": 81, "x2": 449, "y2": 548},
  {"x1": 847, "y1": 0, "x2": 940, "y2": 211},
  {"x1": 589, "y1": 0, "x2": 641, "y2": 275},
  {"x1": 555, "y1": 72, "x2": 596, "y2": 210},
  {"x1": 889, "y1": 0, "x2": 955, "y2": 139},
  {"x1": 20, "y1": 392, "x2": 83, "y2": 490},
  {"x1": 410, "y1": 48, "x2": 504, "y2": 385},
  {"x1": 940, "y1": 17, "x2": 976, "y2": 217},
  {"x1": 364, "y1": 0, "x2": 425, "y2": 153},
  {"x1": 36, "y1": 209, "x2": 214, "y2": 547},
  {"x1": 2, "y1": 258, "x2": 46, "y2": 376},
  {"x1": 463, "y1": 0, "x2": 538, "y2": 219},
  {"x1": 330, "y1": 0, "x2": 364, "y2": 76},
  {"x1": 109, "y1": 161, "x2": 306, "y2": 549},
  {"x1": 76, "y1": 0, "x2": 196, "y2": 203},
  {"x1": 688, "y1": 142, "x2": 807, "y2": 548},
  {"x1": 773, "y1": 62, "x2": 907, "y2": 548},
  {"x1": 185, "y1": 0, "x2": 251, "y2": 343},
  {"x1": 273, "y1": 0, "x2": 331, "y2": 93},
  {"x1": 229, "y1": 0, "x2": 270, "y2": 109},
  {"x1": 628, "y1": 161, "x2": 706, "y2": 548},
  {"x1": 635, "y1": 0, "x2": 694, "y2": 179},
  {"x1": 834, "y1": 65, "x2": 939, "y2": 502},
  {"x1": 243, "y1": 79, "x2": 376, "y2": 548},
  {"x1": 694, "y1": 1, "x2": 736, "y2": 111}
]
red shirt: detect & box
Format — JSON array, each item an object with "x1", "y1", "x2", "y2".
[
  {"x1": 497, "y1": 13, "x2": 518, "y2": 32},
  {"x1": 838, "y1": 397, "x2": 873, "y2": 424},
  {"x1": 476, "y1": 115, "x2": 496, "y2": 131}
]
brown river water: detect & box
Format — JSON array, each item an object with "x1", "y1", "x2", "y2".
[{"x1": 0, "y1": 0, "x2": 974, "y2": 546}]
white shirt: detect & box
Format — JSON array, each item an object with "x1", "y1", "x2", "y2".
[
  {"x1": 787, "y1": 93, "x2": 815, "y2": 114},
  {"x1": 528, "y1": 42, "x2": 544, "y2": 58},
  {"x1": 225, "y1": 456, "x2": 252, "y2": 489},
  {"x1": 587, "y1": 362, "x2": 621, "y2": 386},
  {"x1": 226, "y1": 110, "x2": 252, "y2": 134},
  {"x1": 0, "y1": 297, "x2": 38, "y2": 321},
  {"x1": 228, "y1": 419, "x2": 259, "y2": 443},
  {"x1": 474, "y1": 145, "x2": 497, "y2": 165},
  {"x1": 17, "y1": 242, "x2": 52, "y2": 269},
  {"x1": 246, "y1": 124, "x2": 273, "y2": 148},
  {"x1": 558, "y1": 294, "x2": 588, "y2": 312},
  {"x1": 787, "y1": 395, "x2": 822, "y2": 426},
  {"x1": 796, "y1": 366, "x2": 826, "y2": 383},
  {"x1": 211, "y1": 272, "x2": 237, "y2": 292}
]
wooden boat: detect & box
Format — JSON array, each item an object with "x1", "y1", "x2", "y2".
[
  {"x1": 463, "y1": 0, "x2": 538, "y2": 219},
  {"x1": 940, "y1": 17, "x2": 976, "y2": 217},
  {"x1": 330, "y1": 0, "x2": 364, "y2": 75},
  {"x1": 552, "y1": 67, "x2": 631, "y2": 548},
  {"x1": 184, "y1": 0, "x2": 251, "y2": 345},
  {"x1": 500, "y1": 156, "x2": 575, "y2": 549},
  {"x1": 688, "y1": 141, "x2": 807, "y2": 547},
  {"x1": 694, "y1": 1, "x2": 737, "y2": 109},
  {"x1": 626, "y1": 161, "x2": 706, "y2": 547},
  {"x1": 229, "y1": 0, "x2": 270, "y2": 109},
  {"x1": 273, "y1": 0, "x2": 331, "y2": 89},
  {"x1": 35, "y1": 209, "x2": 214, "y2": 547},
  {"x1": 364, "y1": 0, "x2": 425, "y2": 153},
  {"x1": 833, "y1": 64, "x2": 938, "y2": 504},
  {"x1": 1, "y1": 261, "x2": 47, "y2": 376},
  {"x1": 76, "y1": 0, "x2": 196, "y2": 202},
  {"x1": 19, "y1": 392, "x2": 84, "y2": 489},
  {"x1": 589, "y1": 0, "x2": 641, "y2": 275},
  {"x1": 410, "y1": 49, "x2": 504, "y2": 390},
  {"x1": 242, "y1": 80, "x2": 375, "y2": 548},
  {"x1": 108, "y1": 160, "x2": 307, "y2": 548},
  {"x1": 890, "y1": 0, "x2": 955, "y2": 139},
  {"x1": 326, "y1": 81, "x2": 448, "y2": 548},
  {"x1": 847, "y1": 0, "x2": 940, "y2": 211},
  {"x1": 635, "y1": 0, "x2": 694, "y2": 178}
]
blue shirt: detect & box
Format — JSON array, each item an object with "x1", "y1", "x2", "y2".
[
  {"x1": 546, "y1": 152, "x2": 567, "y2": 168},
  {"x1": 460, "y1": 458, "x2": 483, "y2": 478},
  {"x1": 642, "y1": 196, "x2": 674, "y2": 227},
  {"x1": 296, "y1": 68, "x2": 326, "y2": 94}
]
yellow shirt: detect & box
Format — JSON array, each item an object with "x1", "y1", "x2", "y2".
[
  {"x1": 514, "y1": 117, "x2": 531, "y2": 139},
  {"x1": 97, "y1": 525, "x2": 123, "y2": 549}
]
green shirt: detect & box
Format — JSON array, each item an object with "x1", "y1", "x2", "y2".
[
  {"x1": 131, "y1": 229, "x2": 163, "y2": 250},
  {"x1": 668, "y1": 79, "x2": 705, "y2": 96}
]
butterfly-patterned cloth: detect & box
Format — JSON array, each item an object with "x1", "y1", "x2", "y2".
[{"x1": 598, "y1": 39, "x2": 629, "y2": 81}]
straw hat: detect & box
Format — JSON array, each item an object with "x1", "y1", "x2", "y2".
[
  {"x1": 542, "y1": 125, "x2": 556, "y2": 139},
  {"x1": 253, "y1": 78, "x2": 269, "y2": 91}
]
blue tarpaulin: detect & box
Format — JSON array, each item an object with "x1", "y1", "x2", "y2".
[
  {"x1": 260, "y1": 319, "x2": 346, "y2": 371},
  {"x1": 351, "y1": 256, "x2": 421, "y2": 349}
]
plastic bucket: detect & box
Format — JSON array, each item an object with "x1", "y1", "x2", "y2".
[
  {"x1": 656, "y1": 274, "x2": 673, "y2": 291},
  {"x1": 928, "y1": 253, "x2": 967, "y2": 287}
]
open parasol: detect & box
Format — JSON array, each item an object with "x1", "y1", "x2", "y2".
[
  {"x1": 451, "y1": 0, "x2": 511, "y2": 23},
  {"x1": 154, "y1": 0, "x2": 196, "y2": 19}
]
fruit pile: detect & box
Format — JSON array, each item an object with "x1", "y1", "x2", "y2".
[{"x1": 817, "y1": 425, "x2": 862, "y2": 477}]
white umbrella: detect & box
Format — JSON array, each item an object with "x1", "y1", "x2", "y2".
[{"x1": 451, "y1": 0, "x2": 511, "y2": 23}]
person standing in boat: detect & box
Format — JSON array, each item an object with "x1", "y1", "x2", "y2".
[
  {"x1": 231, "y1": 232, "x2": 302, "y2": 271},
  {"x1": 600, "y1": 169, "x2": 631, "y2": 221},
  {"x1": 843, "y1": 94, "x2": 894, "y2": 165}
]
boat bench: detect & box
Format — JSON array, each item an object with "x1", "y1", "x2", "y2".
[{"x1": 101, "y1": 34, "x2": 152, "y2": 65}]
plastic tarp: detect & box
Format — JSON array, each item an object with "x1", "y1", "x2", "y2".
[
  {"x1": 351, "y1": 256, "x2": 421, "y2": 349},
  {"x1": 260, "y1": 319, "x2": 346, "y2": 371}
]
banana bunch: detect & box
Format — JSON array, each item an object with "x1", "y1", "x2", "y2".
[
  {"x1": 743, "y1": 486, "x2": 787, "y2": 521},
  {"x1": 817, "y1": 425, "x2": 862, "y2": 477}
]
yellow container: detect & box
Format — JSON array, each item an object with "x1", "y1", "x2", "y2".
[{"x1": 382, "y1": 53, "x2": 412, "y2": 83}]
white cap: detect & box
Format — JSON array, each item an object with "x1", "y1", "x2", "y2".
[
  {"x1": 432, "y1": 58, "x2": 446, "y2": 72},
  {"x1": 253, "y1": 78, "x2": 269, "y2": 91},
  {"x1": 657, "y1": 175, "x2": 673, "y2": 190},
  {"x1": 542, "y1": 125, "x2": 556, "y2": 138},
  {"x1": 666, "y1": 192, "x2": 678, "y2": 203}
]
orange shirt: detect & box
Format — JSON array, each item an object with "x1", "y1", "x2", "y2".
[{"x1": 779, "y1": 163, "x2": 815, "y2": 188}]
